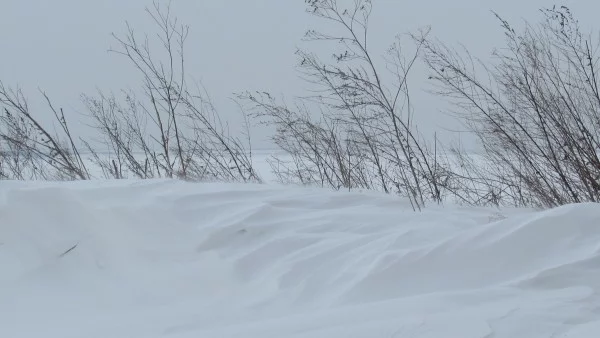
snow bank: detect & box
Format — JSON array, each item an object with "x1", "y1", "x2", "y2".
[{"x1": 1, "y1": 180, "x2": 599, "y2": 337}]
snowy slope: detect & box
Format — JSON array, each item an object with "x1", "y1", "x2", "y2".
[{"x1": 1, "y1": 180, "x2": 600, "y2": 337}]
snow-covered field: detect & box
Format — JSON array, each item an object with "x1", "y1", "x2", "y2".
[{"x1": 1, "y1": 178, "x2": 600, "y2": 337}]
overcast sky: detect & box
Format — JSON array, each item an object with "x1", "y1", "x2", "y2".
[{"x1": 0, "y1": 0, "x2": 593, "y2": 149}]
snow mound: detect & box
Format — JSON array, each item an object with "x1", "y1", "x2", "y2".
[{"x1": 1, "y1": 180, "x2": 599, "y2": 337}]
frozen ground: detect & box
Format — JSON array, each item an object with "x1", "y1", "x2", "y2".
[{"x1": 1, "y1": 179, "x2": 600, "y2": 337}]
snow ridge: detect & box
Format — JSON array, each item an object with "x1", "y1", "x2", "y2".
[{"x1": 1, "y1": 180, "x2": 599, "y2": 337}]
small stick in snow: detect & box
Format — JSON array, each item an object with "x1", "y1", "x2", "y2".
[{"x1": 59, "y1": 243, "x2": 79, "y2": 258}]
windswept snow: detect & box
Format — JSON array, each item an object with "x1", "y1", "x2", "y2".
[{"x1": 1, "y1": 180, "x2": 600, "y2": 337}]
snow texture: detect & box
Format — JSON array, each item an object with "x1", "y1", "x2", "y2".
[{"x1": 1, "y1": 179, "x2": 600, "y2": 337}]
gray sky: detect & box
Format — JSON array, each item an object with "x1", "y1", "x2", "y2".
[{"x1": 0, "y1": 0, "x2": 593, "y2": 149}]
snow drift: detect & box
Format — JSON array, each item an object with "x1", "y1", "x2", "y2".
[{"x1": 1, "y1": 180, "x2": 600, "y2": 337}]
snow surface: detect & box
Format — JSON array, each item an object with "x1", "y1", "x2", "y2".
[{"x1": 1, "y1": 179, "x2": 600, "y2": 337}]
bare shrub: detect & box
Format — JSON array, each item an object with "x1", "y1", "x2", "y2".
[
  {"x1": 244, "y1": 95, "x2": 374, "y2": 190},
  {"x1": 420, "y1": 6, "x2": 600, "y2": 208},
  {"x1": 82, "y1": 91, "x2": 154, "y2": 179},
  {"x1": 85, "y1": 1, "x2": 260, "y2": 183},
  {"x1": 0, "y1": 82, "x2": 90, "y2": 180},
  {"x1": 241, "y1": 0, "x2": 448, "y2": 210}
]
